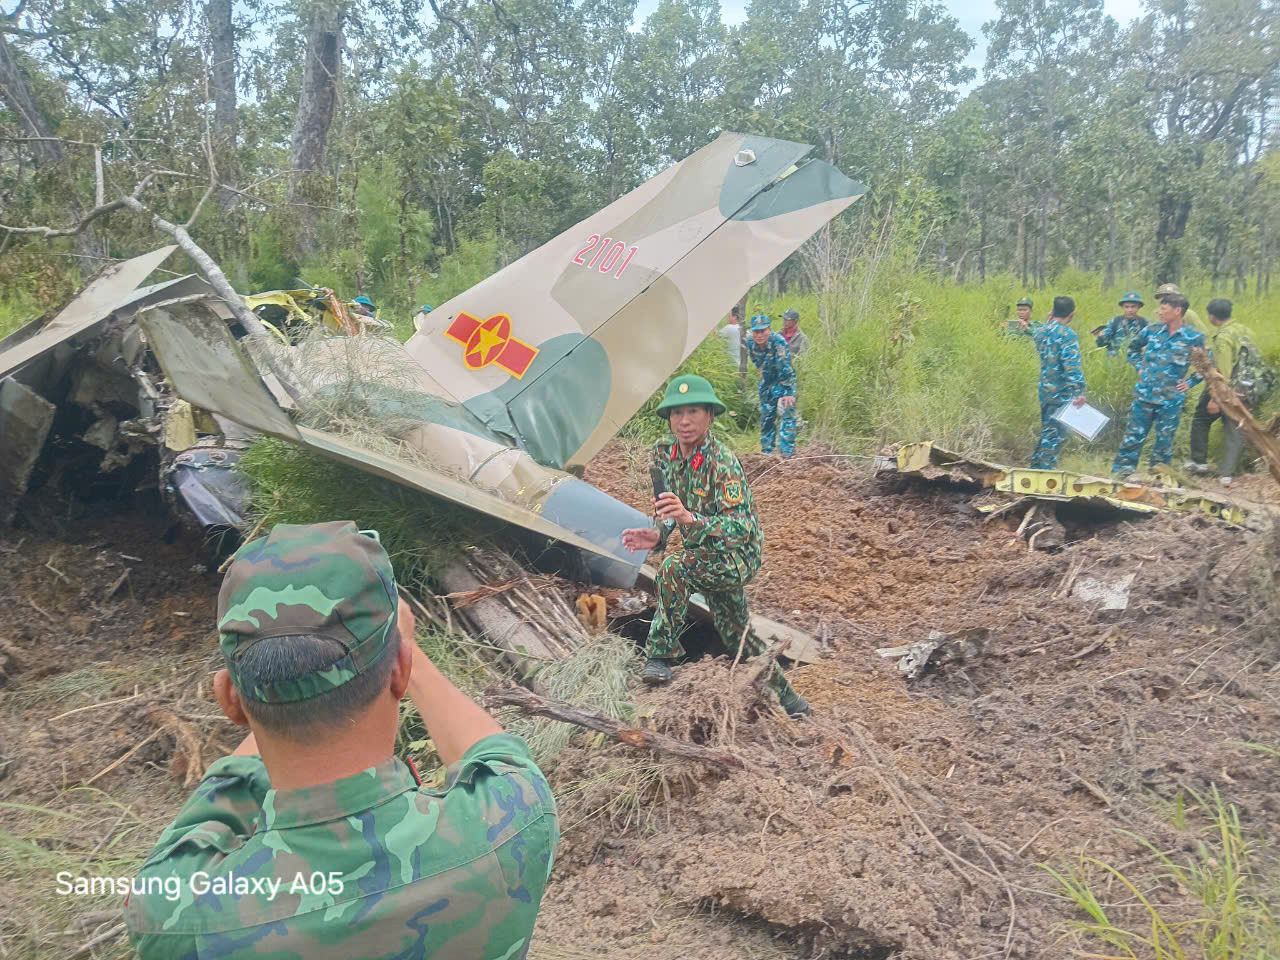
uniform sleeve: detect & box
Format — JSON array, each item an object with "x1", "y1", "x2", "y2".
[
  {"x1": 1218, "y1": 328, "x2": 1242, "y2": 381},
  {"x1": 1095, "y1": 317, "x2": 1117, "y2": 349},
  {"x1": 1127, "y1": 325, "x2": 1151, "y2": 371},
  {"x1": 125, "y1": 756, "x2": 271, "y2": 947},
  {"x1": 683, "y1": 457, "x2": 755, "y2": 550},
  {"x1": 774, "y1": 338, "x2": 796, "y2": 395},
  {"x1": 1060, "y1": 331, "x2": 1084, "y2": 397},
  {"x1": 1187, "y1": 338, "x2": 1209, "y2": 390}
]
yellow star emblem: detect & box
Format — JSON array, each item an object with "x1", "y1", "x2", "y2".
[{"x1": 472, "y1": 324, "x2": 506, "y2": 362}]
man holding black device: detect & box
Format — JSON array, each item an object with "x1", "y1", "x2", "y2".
[
  {"x1": 125, "y1": 521, "x2": 558, "y2": 959},
  {"x1": 621, "y1": 375, "x2": 809, "y2": 716}
]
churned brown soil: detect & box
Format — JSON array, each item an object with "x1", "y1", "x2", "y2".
[
  {"x1": 554, "y1": 440, "x2": 1280, "y2": 959},
  {"x1": 1, "y1": 443, "x2": 1277, "y2": 959}
]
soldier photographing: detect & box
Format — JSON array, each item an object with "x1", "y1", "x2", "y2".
[{"x1": 126, "y1": 521, "x2": 557, "y2": 959}]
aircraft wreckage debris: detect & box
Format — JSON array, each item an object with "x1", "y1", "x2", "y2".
[{"x1": 881, "y1": 440, "x2": 1271, "y2": 532}]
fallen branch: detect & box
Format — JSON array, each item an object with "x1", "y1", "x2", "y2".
[
  {"x1": 67, "y1": 922, "x2": 126, "y2": 959},
  {"x1": 1193, "y1": 347, "x2": 1280, "y2": 487},
  {"x1": 485, "y1": 685, "x2": 752, "y2": 772}
]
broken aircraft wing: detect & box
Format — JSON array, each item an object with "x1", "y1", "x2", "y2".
[
  {"x1": 137, "y1": 301, "x2": 650, "y2": 587},
  {"x1": 405, "y1": 132, "x2": 866, "y2": 471}
]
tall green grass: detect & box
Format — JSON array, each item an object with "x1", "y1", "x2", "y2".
[
  {"x1": 750, "y1": 273, "x2": 1280, "y2": 471},
  {"x1": 1043, "y1": 785, "x2": 1279, "y2": 960}
]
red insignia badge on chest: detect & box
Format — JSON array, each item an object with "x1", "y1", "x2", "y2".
[{"x1": 691, "y1": 452, "x2": 705, "y2": 471}]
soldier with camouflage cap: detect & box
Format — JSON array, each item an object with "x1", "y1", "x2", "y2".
[
  {"x1": 1112, "y1": 295, "x2": 1210, "y2": 476},
  {"x1": 125, "y1": 521, "x2": 558, "y2": 959},
  {"x1": 1092, "y1": 292, "x2": 1148, "y2": 355},
  {"x1": 621, "y1": 376, "x2": 809, "y2": 716},
  {"x1": 747, "y1": 315, "x2": 799, "y2": 458}
]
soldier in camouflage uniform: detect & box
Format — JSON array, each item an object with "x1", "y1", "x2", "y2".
[
  {"x1": 1014, "y1": 296, "x2": 1088, "y2": 469},
  {"x1": 621, "y1": 375, "x2": 809, "y2": 716},
  {"x1": 1112, "y1": 295, "x2": 1210, "y2": 476},
  {"x1": 1092, "y1": 292, "x2": 1147, "y2": 355},
  {"x1": 747, "y1": 315, "x2": 798, "y2": 458},
  {"x1": 125, "y1": 521, "x2": 557, "y2": 960}
]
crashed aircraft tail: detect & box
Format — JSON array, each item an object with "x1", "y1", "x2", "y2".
[{"x1": 405, "y1": 132, "x2": 865, "y2": 471}]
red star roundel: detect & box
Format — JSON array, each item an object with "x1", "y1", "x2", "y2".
[{"x1": 443, "y1": 312, "x2": 540, "y2": 378}]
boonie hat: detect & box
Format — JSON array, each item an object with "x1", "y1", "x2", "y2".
[
  {"x1": 750, "y1": 314, "x2": 772, "y2": 331},
  {"x1": 218, "y1": 521, "x2": 399, "y2": 704},
  {"x1": 655, "y1": 375, "x2": 727, "y2": 417}
]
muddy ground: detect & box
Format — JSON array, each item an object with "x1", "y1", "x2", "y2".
[{"x1": 1, "y1": 442, "x2": 1278, "y2": 958}]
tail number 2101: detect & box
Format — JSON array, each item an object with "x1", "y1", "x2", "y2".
[{"x1": 572, "y1": 235, "x2": 638, "y2": 279}]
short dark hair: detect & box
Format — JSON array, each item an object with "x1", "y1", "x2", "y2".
[
  {"x1": 1052, "y1": 296, "x2": 1075, "y2": 318},
  {"x1": 1164, "y1": 295, "x2": 1189, "y2": 315},
  {"x1": 1207, "y1": 297, "x2": 1232, "y2": 320},
  {"x1": 730, "y1": 305, "x2": 741, "y2": 317},
  {"x1": 231, "y1": 628, "x2": 401, "y2": 740}
]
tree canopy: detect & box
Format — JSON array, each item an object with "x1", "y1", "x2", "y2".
[{"x1": 1, "y1": 0, "x2": 1277, "y2": 315}]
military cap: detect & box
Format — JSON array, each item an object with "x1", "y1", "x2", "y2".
[
  {"x1": 1154, "y1": 282, "x2": 1181, "y2": 299},
  {"x1": 782, "y1": 308, "x2": 800, "y2": 322},
  {"x1": 354, "y1": 296, "x2": 374, "y2": 308},
  {"x1": 750, "y1": 314, "x2": 772, "y2": 331},
  {"x1": 218, "y1": 521, "x2": 399, "y2": 704},
  {"x1": 1118, "y1": 291, "x2": 1143, "y2": 305},
  {"x1": 655, "y1": 375, "x2": 726, "y2": 417},
  {"x1": 1016, "y1": 297, "x2": 1033, "y2": 308}
]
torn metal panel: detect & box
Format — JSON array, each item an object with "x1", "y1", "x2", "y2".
[
  {"x1": 0, "y1": 247, "x2": 178, "y2": 381},
  {"x1": 139, "y1": 298, "x2": 648, "y2": 588},
  {"x1": 904, "y1": 442, "x2": 1268, "y2": 529},
  {"x1": 0, "y1": 379, "x2": 55, "y2": 523},
  {"x1": 136, "y1": 303, "x2": 301, "y2": 443},
  {"x1": 169, "y1": 446, "x2": 253, "y2": 530},
  {"x1": 891, "y1": 441, "x2": 1008, "y2": 487}
]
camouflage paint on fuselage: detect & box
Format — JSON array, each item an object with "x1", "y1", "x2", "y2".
[{"x1": 405, "y1": 132, "x2": 865, "y2": 471}]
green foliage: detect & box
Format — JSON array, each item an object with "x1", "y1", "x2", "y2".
[
  {"x1": 745, "y1": 274, "x2": 1280, "y2": 468},
  {"x1": 237, "y1": 437, "x2": 500, "y2": 589},
  {"x1": 621, "y1": 333, "x2": 757, "y2": 446},
  {"x1": 1043, "y1": 785, "x2": 1280, "y2": 960},
  {"x1": 247, "y1": 216, "x2": 299, "y2": 293},
  {"x1": 411, "y1": 235, "x2": 500, "y2": 323}
]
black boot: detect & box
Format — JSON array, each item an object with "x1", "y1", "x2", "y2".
[
  {"x1": 778, "y1": 689, "x2": 811, "y2": 716},
  {"x1": 642, "y1": 659, "x2": 673, "y2": 685}
]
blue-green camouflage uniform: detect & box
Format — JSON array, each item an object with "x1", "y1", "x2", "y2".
[
  {"x1": 125, "y1": 735, "x2": 557, "y2": 959},
  {"x1": 747, "y1": 332, "x2": 797, "y2": 456},
  {"x1": 1095, "y1": 314, "x2": 1148, "y2": 355},
  {"x1": 645, "y1": 433, "x2": 797, "y2": 700},
  {"x1": 1112, "y1": 323, "x2": 1210, "y2": 473},
  {"x1": 125, "y1": 521, "x2": 558, "y2": 959},
  {"x1": 1014, "y1": 320, "x2": 1085, "y2": 469}
]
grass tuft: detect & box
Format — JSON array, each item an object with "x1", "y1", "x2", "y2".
[{"x1": 1043, "y1": 785, "x2": 1279, "y2": 960}]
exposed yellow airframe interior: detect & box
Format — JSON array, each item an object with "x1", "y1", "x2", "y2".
[{"x1": 893, "y1": 441, "x2": 1263, "y2": 528}]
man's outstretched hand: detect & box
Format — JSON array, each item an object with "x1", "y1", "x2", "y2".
[{"x1": 622, "y1": 527, "x2": 661, "y2": 551}]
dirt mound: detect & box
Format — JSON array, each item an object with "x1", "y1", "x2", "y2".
[{"x1": 560, "y1": 440, "x2": 1280, "y2": 958}]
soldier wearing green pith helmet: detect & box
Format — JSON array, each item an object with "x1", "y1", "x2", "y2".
[
  {"x1": 125, "y1": 521, "x2": 557, "y2": 960},
  {"x1": 621, "y1": 375, "x2": 810, "y2": 716}
]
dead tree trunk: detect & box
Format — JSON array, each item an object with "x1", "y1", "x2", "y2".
[
  {"x1": 205, "y1": 0, "x2": 239, "y2": 210},
  {"x1": 0, "y1": 31, "x2": 62, "y2": 165},
  {"x1": 288, "y1": 0, "x2": 342, "y2": 257}
]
